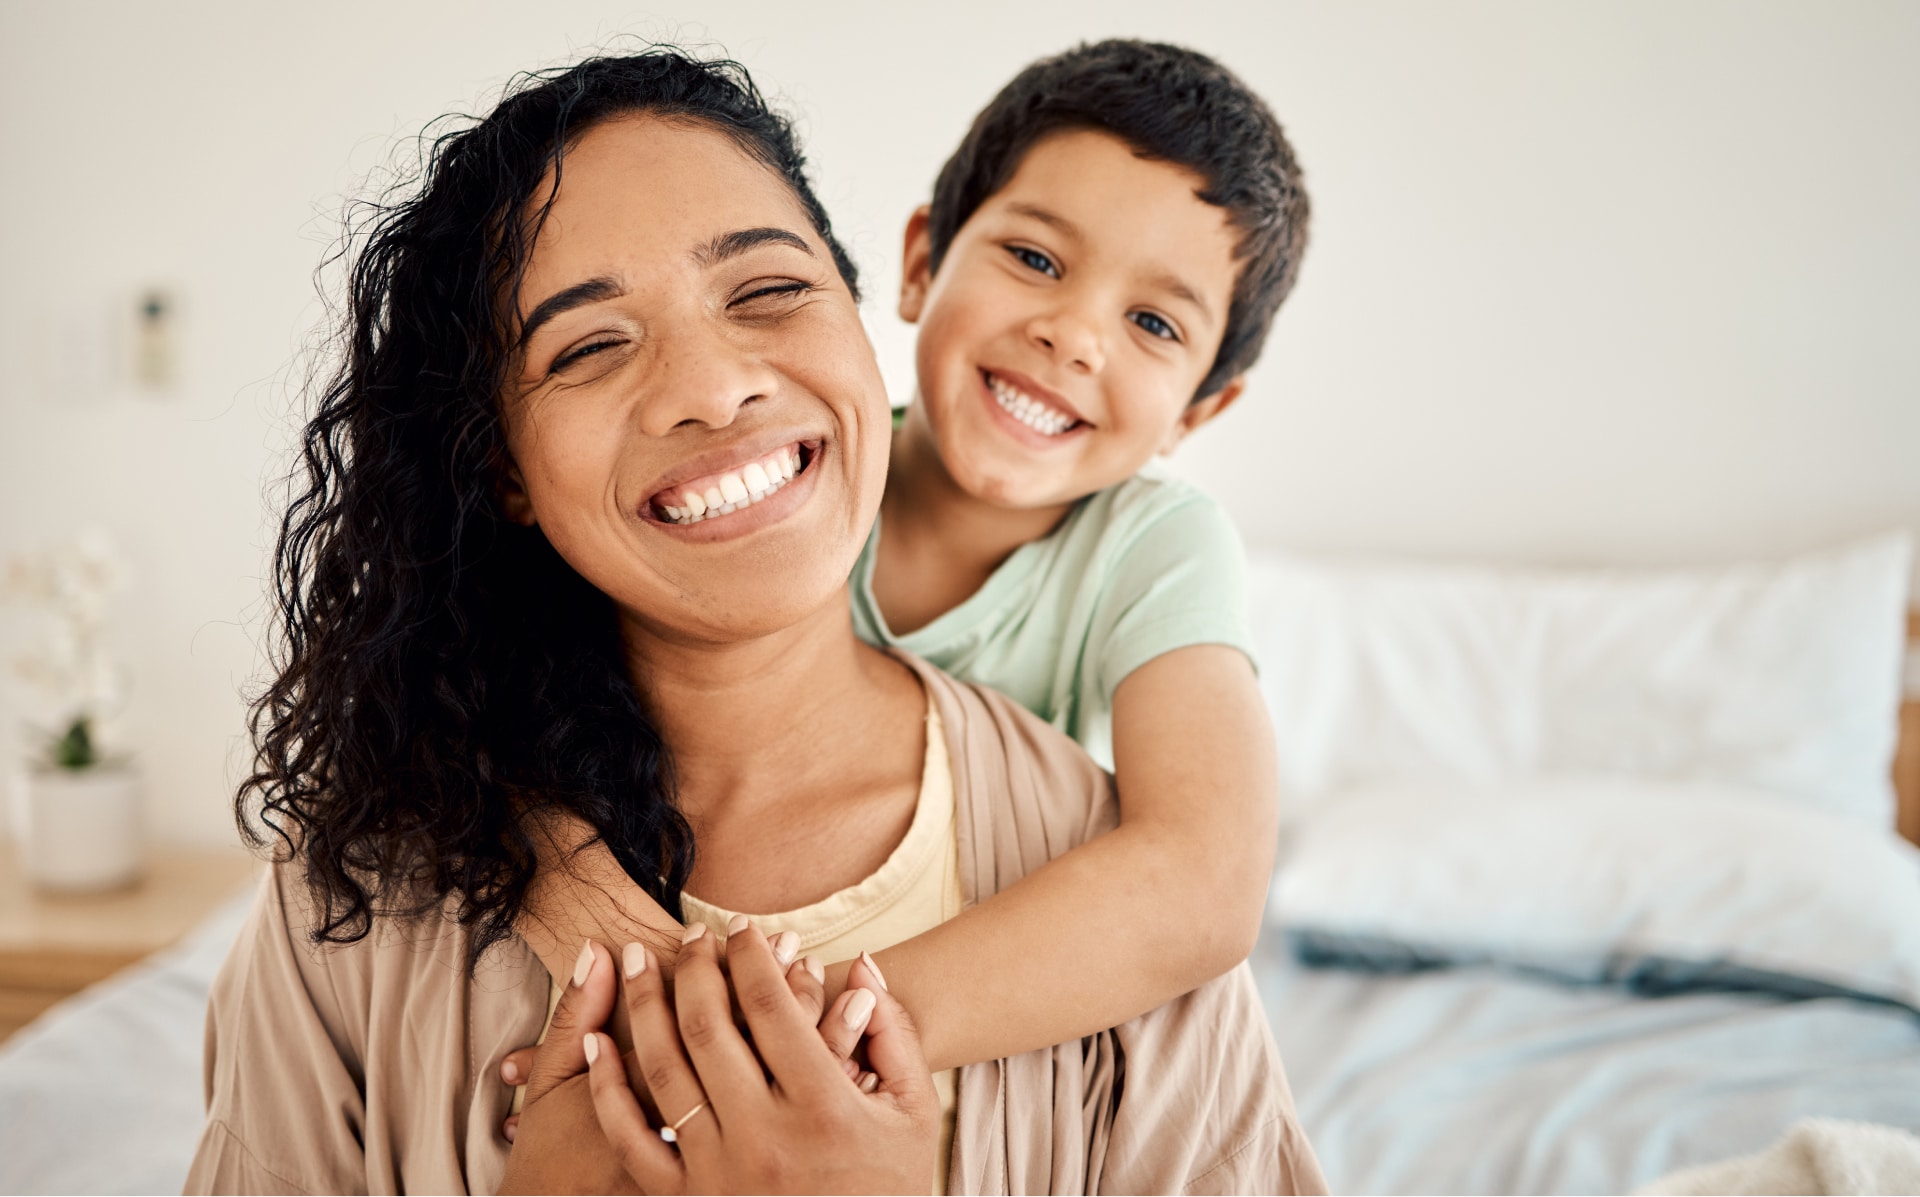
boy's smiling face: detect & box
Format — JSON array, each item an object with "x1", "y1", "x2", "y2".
[{"x1": 899, "y1": 128, "x2": 1246, "y2": 512}]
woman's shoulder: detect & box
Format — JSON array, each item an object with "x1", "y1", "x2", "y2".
[
  {"x1": 248, "y1": 855, "x2": 482, "y2": 972},
  {"x1": 216, "y1": 856, "x2": 539, "y2": 1050},
  {"x1": 191, "y1": 855, "x2": 549, "y2": 1194},
  {"x1": 214, "y1": 860, "x2": 552, "y2": 1075}
]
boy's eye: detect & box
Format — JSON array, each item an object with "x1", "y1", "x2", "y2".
[
  {"x1": 1008, "y1": 246, "x2": 1060, "y2": 278},
  {"x1": 1130, "y1": 310, "x2": 1179, "y2": 341}
]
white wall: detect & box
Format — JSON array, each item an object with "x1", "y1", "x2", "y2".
[{"x1": 1, "y1": 1, "x2": 1915, "y2": 845}]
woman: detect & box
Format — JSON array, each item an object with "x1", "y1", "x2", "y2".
[{"x1": 187, "y1": 47, "x2": 1320, "y2": 1195}]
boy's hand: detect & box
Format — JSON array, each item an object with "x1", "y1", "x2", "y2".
[{"x1": 585, "y1": 917, "x2": 938, "y2": 1194}]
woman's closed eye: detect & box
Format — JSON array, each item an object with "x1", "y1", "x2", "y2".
[
  {"x1": 1007, "y1": 245, "x2": 1060, "y2": 279},
  {"x1": 731, "y1": 279, "x2": 818, "y2": 310},
  {"x1": 552, "y1": 337, "x2": 624, "y2": 373}
]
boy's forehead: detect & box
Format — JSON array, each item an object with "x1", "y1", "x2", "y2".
[{"x1": 983, "y1": 128, "x2": 1239, "y2": 316}]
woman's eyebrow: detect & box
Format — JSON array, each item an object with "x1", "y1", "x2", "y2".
[
  {"x1": 516, "y1": 229, "x2": 811, "y2": 348},
  {"x1": 518, "y1": 275, "x2": 625, "y2": 348},
  {"x1": 693, "y1": 226, "x2": 815, "y2": 267}
]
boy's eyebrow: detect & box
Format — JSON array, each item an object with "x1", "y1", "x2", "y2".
[
  {"x1": 519, "y1": 275, "x2": 626, "y2": 348},
  {"x1": 1006, "y1": 202, "x2": 1082, "y2": 241},
  {"x1": 1145, "y1": 270, "x2": 1216, "y2": 323},
  {"x1": 693, "y1": 226, "x2": 816, "y2": 267}
]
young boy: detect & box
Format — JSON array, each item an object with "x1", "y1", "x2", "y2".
[
  {"x1": 840, "y1": 37, "x2": 1311, "y2": 1062},
  {"x1": 509, "y1": 35, "x2": 1308, "y2": 1088}
]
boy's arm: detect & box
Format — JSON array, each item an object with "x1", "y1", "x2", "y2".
[
  {"x1": 516, "y1": 815, "x2": 686, "y2": 1002},
  {"x1": 850, "y1": 643, "x2": 1279, "y2": 1072}
]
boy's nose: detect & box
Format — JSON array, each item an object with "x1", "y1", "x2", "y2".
[{"x1": 1027, "y1": 309, "x2": 1106, "y2": 376}]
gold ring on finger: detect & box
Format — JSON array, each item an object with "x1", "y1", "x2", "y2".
[{"x1": 659, "y1": 1100, "x2": 709, "y2": 1144}]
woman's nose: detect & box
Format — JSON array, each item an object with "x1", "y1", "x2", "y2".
[
  {"x1": 634, "y1": 322, "x2": 779, "y2": 437},
  {"x1": 1025, "y1": 303, "x2": 1106, "y2": 376}
]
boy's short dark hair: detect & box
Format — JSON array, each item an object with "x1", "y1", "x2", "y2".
[{"x1": 927, "y1": 39, "x2": 1309, "y2": 400}]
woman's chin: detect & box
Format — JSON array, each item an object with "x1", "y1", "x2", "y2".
[
  {"x1": 621, "y1": 579, "x2": 853, "y2": 649},
  {"x1": 614, "y1": 526, "x2": 867, "y2": 647}
]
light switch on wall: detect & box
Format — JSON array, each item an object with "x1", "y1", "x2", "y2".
[
  {"x1": 32, "y1": 288, "x2": 183, "y2": 402},
  {"x1": 133, "y1": 289, "x2": 178, "y2": 391}
]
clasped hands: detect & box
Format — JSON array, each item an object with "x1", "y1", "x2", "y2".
[{"x1": 497, "y1": 918, "x2": 940, "y2": 1194}]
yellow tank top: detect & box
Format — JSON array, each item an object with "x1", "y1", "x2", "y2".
[
  {"x1": 680, "y1": 698, "x2": 962, "y2": 1193},
  {"x1": 523, "y1": 698, "x2": 963, "y2": 1190}
]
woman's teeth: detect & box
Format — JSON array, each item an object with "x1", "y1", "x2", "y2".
[
  {"x1": 659, "y1": 446, "x2": 804, "y2": 525},
  {"x1": 988, "y1": 374, "x2": 1076, "y2": 437}
]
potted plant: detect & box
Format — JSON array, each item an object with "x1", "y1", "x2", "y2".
[{"x1": 5, "y1": 530, "x2": 142, "y2": 892}]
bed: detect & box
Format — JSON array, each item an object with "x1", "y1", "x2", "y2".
[
  {"x1": 1247, "y1": 533, "x2": 1920, "y2": 1193},
  {"x1": 1, "y1": 536, "x2": 1915, "y2": 1195}
]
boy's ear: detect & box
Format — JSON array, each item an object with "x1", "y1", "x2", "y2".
[
  {"x1": 897, "y1": 205, "x2": 934, "y2": 324},
  {"x1": 498, "y1": 459, "x2": 537, "y2": 526},
  {"x1": 1157, "y1": 376, "x2": 1247, "y2": 456}
]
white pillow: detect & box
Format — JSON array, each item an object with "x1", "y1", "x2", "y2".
[
  {"x1": 1267, "y1": 779, "x2": 1920, "y2": 1009},
  {"x1": 1247, "y1": 534, "x2": 1912, "y2": 826}
]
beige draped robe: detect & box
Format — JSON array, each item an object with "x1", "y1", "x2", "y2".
[{"x1": 186, "y1": 652, "x2": 1325, "y2": 1194}]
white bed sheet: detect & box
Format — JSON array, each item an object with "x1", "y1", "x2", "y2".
[
  {"x1": 7, "y1": 889, "x2": 1920, "y2": 1196},
  {"x1": 1250, "y1": 930, "x2": 1920, "y2": 1195},
  {"x1": 0, "y1": 887, "x2": 255, "y2": 1197}
]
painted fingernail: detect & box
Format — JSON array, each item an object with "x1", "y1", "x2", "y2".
[
  {"x1": 858, "y1": 1071, "x2": 880, "y2": 1094},
  {"x1": 501, "y1": 1058, "x2": 521, "y2": 1085},
  {"x1": 804, "y1": 955, "x2": 825, "y2": 985},
  {"x1": 772, "y1": 931, "x2": 799, "y2": 967},
  {"x1": 727, "y1": 913, "x2": 751, "y2": 936},
  {"x1": 623, "y1": 942, "x2": 646, "y2": 979},
  {"x1": 681, "y1": 922, "x2": 707, "y2": 946},
  {"x1": 573, "y1": 940, "x2": 594, "y2": 987},
  {"x1": 843, "y1": 987, "x2": 877, "y2": 1031},
  {"x1": 583, "y1": 1032, "x2": 600, "y2": 1064},
  {"x1": 859, "y1": 950, "x2": 889, "y2": 992},
  {"x1": 503, "y1": 1118, "x2": 517, "y2": 1144}
]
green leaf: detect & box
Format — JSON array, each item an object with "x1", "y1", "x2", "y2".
[{"x1": 53, "y1": 716, "x2": 96, "y2": 770}]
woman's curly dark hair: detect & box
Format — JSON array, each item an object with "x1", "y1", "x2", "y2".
[{"x1": 242, "y1": 46, "x2": 860, "y2": 964}]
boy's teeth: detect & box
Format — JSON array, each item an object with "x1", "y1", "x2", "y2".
[
  {"x1": 659, "y1": 446, "x2": 805, "y2": 526},
  {"x1": 988, "y1": 374, "x2": 1074, "y2": 436}
]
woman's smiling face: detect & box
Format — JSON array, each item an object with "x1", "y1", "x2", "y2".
[{"x1": 499, "y1": 114, "x2": 890, "y2": 645}]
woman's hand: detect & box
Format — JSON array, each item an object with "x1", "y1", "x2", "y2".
[
  {"x1": 586, "y1": 917, "x2": 940, "y2": 1195},
  {"x1": 498, "y1": 930, "x2": 870, "y2": 1144}
]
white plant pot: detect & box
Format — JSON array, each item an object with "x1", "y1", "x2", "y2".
[{"x1": 17, "y1": 767, "x2": 144, "y2": 892}]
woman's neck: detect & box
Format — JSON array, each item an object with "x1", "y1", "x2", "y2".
[
  {"x1": 621, "y1": 593, "x2": 918, "y2": 826},
  {"x1": 618, "y1": 595, "x2": 927, "y2": 915}
]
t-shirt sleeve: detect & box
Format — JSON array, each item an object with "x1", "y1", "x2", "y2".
[
  {"x1": 184, "y1": 862, "x2": 370, "y2": 1196},
  {"x1": 1090, "y1": 490, "x2": 1257, "y2": 706}
]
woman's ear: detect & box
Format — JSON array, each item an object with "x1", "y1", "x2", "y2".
[
  {"x1": 897, "y1": 206, "x2": 934, "y2": 324},
  {"x1": 1157, "y1": 376, "x2": 1247, "y2": 456},
  {"x1": 499, "y1": 459, "x2": 537, "y2": 526}
]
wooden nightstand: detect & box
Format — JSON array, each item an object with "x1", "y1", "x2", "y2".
[{"x1": 0, "y1": 840, "x2": 260, "y2": 1043}]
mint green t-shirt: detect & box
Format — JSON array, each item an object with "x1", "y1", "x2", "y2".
[{"x1": 849, "y1": 470, "x2": 1256, "y2": 770}]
